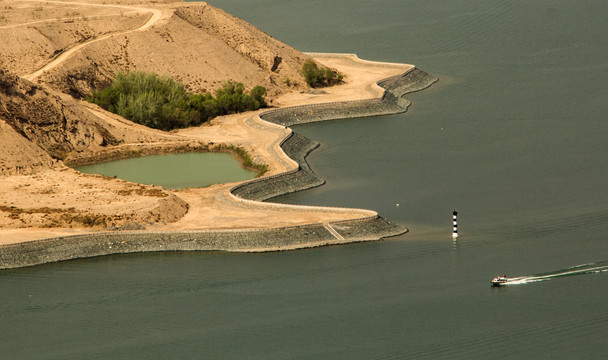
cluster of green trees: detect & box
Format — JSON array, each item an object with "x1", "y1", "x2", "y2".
[
  {"x1": 88, "y1": 72, "x2": 267, "y2": 131},
  {"x1": 301, "y1": 59, "x2": 344, "y2": 88}
]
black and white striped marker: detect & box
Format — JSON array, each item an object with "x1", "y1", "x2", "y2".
[{"x1": 452, "y1": 210, "x2": 458, "y2": 239}]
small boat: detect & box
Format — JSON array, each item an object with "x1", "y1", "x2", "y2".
[{"x1": 491, "y1": 274, "x2": 508, "y2": 286}]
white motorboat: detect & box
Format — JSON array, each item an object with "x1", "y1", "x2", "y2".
[{"x1": 491, "y1": 275, "x2": 508, "y2": 286}]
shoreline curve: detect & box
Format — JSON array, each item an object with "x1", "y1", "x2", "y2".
[{"x1": 0, "y1": 55, "x2": 438, "y2": 270}]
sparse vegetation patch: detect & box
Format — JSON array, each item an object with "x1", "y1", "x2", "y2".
[{"x1": 88, "y1": 72, "x2": 267, "y2": 131}]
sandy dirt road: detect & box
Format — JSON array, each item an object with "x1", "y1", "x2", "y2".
[{"x1": 22, "y1": 0, "x2": 165, "y2": 81}]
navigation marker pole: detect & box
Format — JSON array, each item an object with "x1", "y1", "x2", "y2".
[{"x1": 452, "y1": 210, "x2": 459, "y2": 239}]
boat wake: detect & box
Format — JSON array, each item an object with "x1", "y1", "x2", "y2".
[{"x1": 497, "y1": 261, "x2": 608, "y2": 286}]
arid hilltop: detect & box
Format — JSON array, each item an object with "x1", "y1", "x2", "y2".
[{"x1": 1, "y1": 0, "x2": 309, "y2": 97}]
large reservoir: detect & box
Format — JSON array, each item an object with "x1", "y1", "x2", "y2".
[{"x1": 1, "y1": 0, "x2": 607, "y2": 359}]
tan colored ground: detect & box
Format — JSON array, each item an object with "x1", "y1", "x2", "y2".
[
  {"x1": 0, "y1": 167, "x2": 188, "y2": 229},
  {"x1": 1, "y1": 0, "x2": 310, "y2": 98},
  {"x1": 277, "y1": 53, "x2": 412, "y2": 107},
  {"x1": 0, "y1": 0, "x2": 413, "y2": 246}
]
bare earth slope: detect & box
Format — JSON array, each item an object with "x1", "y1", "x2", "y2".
[
  {"x1": 0, "y1": 2, "x2": 150, "y2": 77},
  {"x1": 22, "y1": 2, "x2": 310, "y2": 98},
  {"x1": 0, "y1": 119, "x2": 56, "y2": 176}
]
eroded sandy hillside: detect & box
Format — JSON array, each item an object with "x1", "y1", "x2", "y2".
[{"x1": 0, "y1": 1, "x2": 309, "y2": 98}]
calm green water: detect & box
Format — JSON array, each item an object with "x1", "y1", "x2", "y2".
[
  {"x1": 74, "y1": 152, "x2": 255, "y2": 189},
  {"x1": 2, "y1": 1, "x2": 607, "y2": 358}
]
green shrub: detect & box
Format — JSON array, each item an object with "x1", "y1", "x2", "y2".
[
  {"x1": 88, "y1": 72, "x2": 267, "y2": 131},
  {"x1": 301, "y1": 59, "x2": 344, "y2": 88}
]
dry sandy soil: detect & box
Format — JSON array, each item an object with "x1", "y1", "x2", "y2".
[{"x1": 0, "y1": 0, "x2": 412, "y2": 245}]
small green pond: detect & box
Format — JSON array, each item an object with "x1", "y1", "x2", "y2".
[{"x1": 74, "y1": 152, "x2": 255, "y2": 189}]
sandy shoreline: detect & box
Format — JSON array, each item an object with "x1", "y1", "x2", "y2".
[
  {"x1": 0, "y1": 54, "x2": 426, "y2": 263},
  {"x1": 0, "y1": 2, "x2": 437, "y2": 268},
  {"x1": 0, "y1": 53, "x2": 440, "y2": 269}
]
